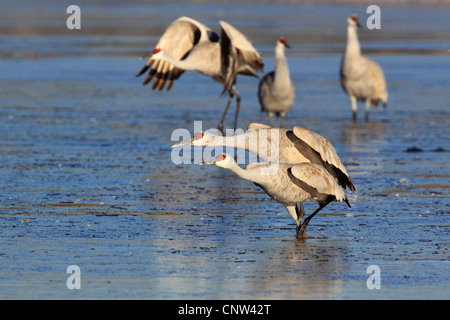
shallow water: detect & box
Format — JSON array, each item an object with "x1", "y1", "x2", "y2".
[{"x1": 0, "y1": 1, "x2": 449, "y2": 299}]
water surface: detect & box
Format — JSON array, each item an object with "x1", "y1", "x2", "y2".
[{"x1": 0, "y1": 0, "x2": 449, "y2": 299}]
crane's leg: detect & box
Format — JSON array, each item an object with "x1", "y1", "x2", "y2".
[
  {"x1": 268, "y1": 112, "x2": 274, "y2": 127},
  {"x1": 280, "y1": 112, "x2": 286, "y2": 128},
  {"x1": 295, "y1": 203, "x2": 305, "y2": 226},
  {"x1": 297, "y1": 196, "x2": 334, "y2": 238},
  {"x1": 350, "y1": 96, "x2": 357, "y2": 121},
  {"x1": 218, "y1": 91, "x2": 234, "y2": 134},
  {"x1": 365, "y1": 99, "x2": 371, "y2": 122},
  {"x1": 287, "y1": 204, "x2": 305, "y2": 234},
  {"x1": 233, "y1": 88, "x2": 241, "y2": 131},
  {"x1": 286, "y1": 205, "x2": 301, "y2": 230}
]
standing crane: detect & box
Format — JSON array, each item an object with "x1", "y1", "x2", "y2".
[
  {"x1": 201, "y1": 153, "x2": 351, "y2": 238},
  {"x1": 172, "y1": 123, "x2": 355, "y2": 192},
  {"x1": 340, "y1": 14, "x2": 388, "y2": 121},
  {"x1": 136, "y1": 17, "x2": 264, "y2": 132},
  {"x1": 258, "y1": 37, "x2": 295, "y2": 128}
]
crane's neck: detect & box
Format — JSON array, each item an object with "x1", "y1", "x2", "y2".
[
  {"x1": 345, "y1": 25, "x2": 361, "y2": 57},
  {"x1": 211, "y1": 131, "x2": 256, "y2": 152},
  {"x1": 226, "y1": 162, "x2": 264, "y2": 184},
  {"x1": 274, "y1": 43, "x2": 291, "y2": 87},
  {"x1": 211, "y1": 130, "x2": 276, "y2": 163}
]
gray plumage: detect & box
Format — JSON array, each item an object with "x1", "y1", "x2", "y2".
[
  {"x1": 340, "y1": 14, "x2": 388, "y2": 121},
  {"x1": 172, "y1": 122, "x2": 355, "y2": 192},
  {"x1": 258, "y1": 37, "x2": 295, "y2": 128},
  {"x1": 201, "y1": 153, "x2": 351, "y2": 237},
  {"x1": 136, "y1": 17, "x2": 264, "y2": 131}
]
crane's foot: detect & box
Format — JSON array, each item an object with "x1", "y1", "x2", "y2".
[{"x1": 296, "y1": 224, "x2": 309, "y2": 239}]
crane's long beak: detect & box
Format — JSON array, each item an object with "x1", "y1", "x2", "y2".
[
  {"x1": 200, "y1": 160, "x2": 215, "y2": 166},
  {"x1": 139, "y1": 53, "x2": 152, "y2": 60},
  {"x1": 171, "y1": 137, "x2": 194, "y2": 148},
  {"x1": 357, "y1": 21, "x2": 362, "y2": 29},
  {"x1": 284, "y1": 41, "x2": 291, "y2": 49}
]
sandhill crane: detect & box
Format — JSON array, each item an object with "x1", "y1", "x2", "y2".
[
  {"x1": 201, "y1": 153, "x2": 351, "y2": 237},
  {"x1": 340, "y1": 14, "x2": 388, "y2": 121},
  {"x1": 172, "y1": 123, "x2": 355, "y2": 191},
  {"x1": 258, "y1": 37, "x2": 295, "y2": 128},
  {"x1": 136, "y1": 17, "x2": 264, "y2": 132}
]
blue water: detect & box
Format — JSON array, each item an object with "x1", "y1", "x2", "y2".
[{"x1": 0, "y1": 0, "x2": 449, "y2": 299}]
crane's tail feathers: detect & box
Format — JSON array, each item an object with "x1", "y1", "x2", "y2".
[
  {"x1": 370, "y1": 98, "x2": 380, "y2": 107},
  {"x1": 344, "y1": 197, "x2": 351, "y2": 208},
  {"x1": 338, "y1": 171, "x2": 356, "y2": 191}
]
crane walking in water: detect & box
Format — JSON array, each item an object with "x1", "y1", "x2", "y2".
[
  {"x1": 201, "y1": 153, "x2": 351, "y2": 238},
  {"x1": 340, "y1": 14, "x2": 388, "y2": 121},
  {"x1": 172, "y1": 123, "x2": 355, "y2": 192},
  {"x1": 258, "y1": 37, "x2": 295, "y2": 128},
  {"x1": 136, "y1": 17, "x2": 264, "y2": 132}
]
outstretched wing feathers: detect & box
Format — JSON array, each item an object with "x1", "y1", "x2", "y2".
[
  {"x1": 138, "y1": 18, "x2": 262, "y2": 94},
  {"x1": 219, "y1": 24, "x2": 238, "y2": 96},
  {"x1": 219, "y1": 21, "x2": 264, "y2": 72},
  {"x1": 137, "y1": 17, "x2": 214, "y2": 91},
  {"x1": 219, "y1": 21, "x2": 264, "y2": 94}
]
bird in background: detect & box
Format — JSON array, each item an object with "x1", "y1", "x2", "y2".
[
  {"x1": 136, "y1": 16, "x2": 264, "y2": 132},
  {"x1": 258, "y1": 37, "x2": 295, "y2": 128},
  {"x1": 340, "y1": 14, "x2": 388, "y2": 121},
  {"x1": 172, "y1": 122, "x2": 355, "y2": 192},
  {"x1": 201, "y1": 153, "x2": 351, "y2": 238}
]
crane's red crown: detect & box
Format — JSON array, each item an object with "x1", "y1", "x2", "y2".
[
  {"x1": 217, "y1": 154, "x2": 226, "y2": 161},
  {"x1": 351, "y1": 15, "x2": 358, "y2": 22},
  {"x1": 194, "y1": 132, "x2": 204, "y2": 140},
  {"x1": 153, "y1": 48, "x2": 161, "y2": 54}
]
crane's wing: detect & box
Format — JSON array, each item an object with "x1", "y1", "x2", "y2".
[
  {"x1": 291, "y1": 126, "x2": 355, "y2": 191},
  {"x1": 362, "y1": 56, "x2": 388, "y2": 106},
  {"x1": 257, "y1": 72, "x2": 275, "y2": 111},
  {"x1": 288, "y1": 164, "x2": 350, "y2": 205},
  {"x1": 136, "y1": 17, "x2": 218, "y2": 91},
  {"x1": 219, "y1": 21, "x2": 264, "y2": 95},
  {"x1": 247, "y1": 123, "x2": 272, "y2": 130}
]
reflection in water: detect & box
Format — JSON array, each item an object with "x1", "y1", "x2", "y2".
[
  {"x1": 144, "y1": 216, "x2": 348, "y2": 299},
  {"x1": 340, "y1": 120, "x2": 387, "y2": 154},
  {"x1": 241, "y1": 238, "x2": 347, "y2": 299}
]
